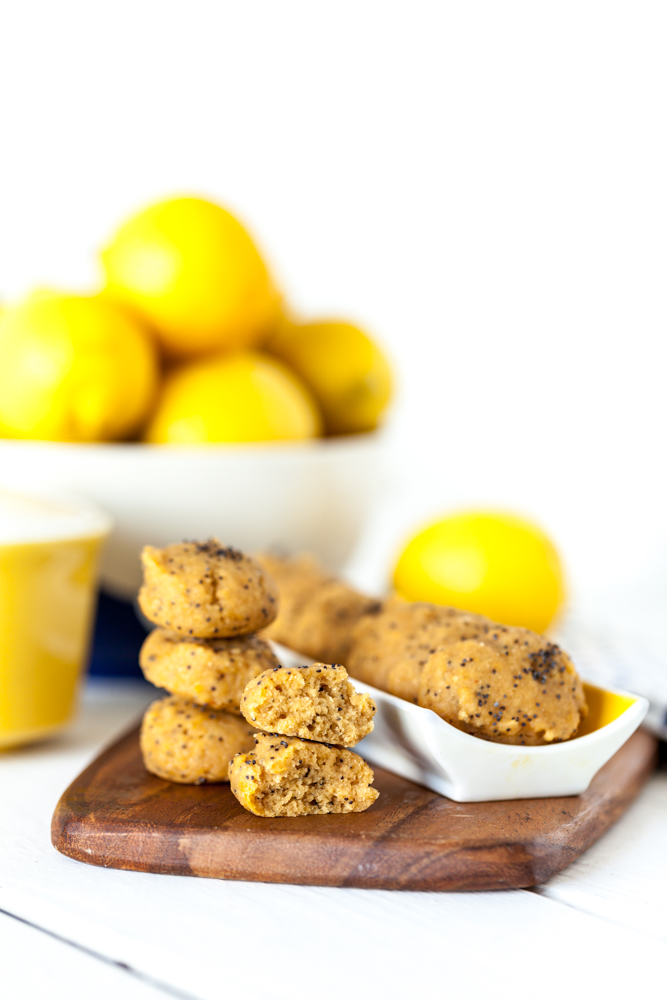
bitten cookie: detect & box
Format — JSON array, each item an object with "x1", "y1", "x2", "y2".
[
  {"x1": 140, "y1": 695, "x2": 255, "y2": 783},
  {"x1": 229, "y1": 733, "x2": 379, "y2": 816},
  {"x1": 138, "y1": 540, "x2": 278, "y2": 638},
  {"x1": 240, "y1": 663, "x2": 376, "y2": 746},
  {"x1": 257, "y1": 553, "x2": 380, "y2": 663},
  {"x1": 140, "y1": 628, "x2": 279, "y2": 713},
  {"x1": 418, "y1": 629, "x2": 587, "y2": 745}
]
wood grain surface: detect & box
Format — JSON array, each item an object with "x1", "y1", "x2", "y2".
[{"x1": 51, "y1": 725, "x2": 657, "y2": 892}]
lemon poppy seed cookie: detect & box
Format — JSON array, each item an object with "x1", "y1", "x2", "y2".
[
  {"x1": 347, "y1": 600, "x2": 464, "y2": 690},
  {"x1": 140, "y1": 695, "x2": 255, "y2": 783},
  {"x1": 229, "y1": 733, "x2": 379, "y2": 816},
  {"x1": 384, "y1": 608, "x2": 493, "y2": 703},
  {"x1": 138, "y1": 540, "x2": 278, "y2": 638},
  {"x1": 240, "y1": 663, "x2": 376, "y2": 746},
  {"x1": 257, "y1": 553, "x2": 380, "y2": 662},
  {"x1": 347, "y1": 600, "x2": 492, "y2": 700},
  {"x1": 418, "y1": 630, "x2": 586, "y2": 746},
  {"x1": 140, "y1": 628, "x2": 279, "y2": 713}
]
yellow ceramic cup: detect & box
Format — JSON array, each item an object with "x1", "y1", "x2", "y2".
[{"x1": 0, "y1": 489, "x2": 112, "y2": 749}]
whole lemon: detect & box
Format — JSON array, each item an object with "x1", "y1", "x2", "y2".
[
  {"x1": 267, "y1": 319, "x2": 393, "y2": 435},
  {"x1": 101, "y1": 197, "x2": 280, "y2": 359},
  {"x1": 393, "y1": 511, "x2": 565, "y2": 633},
  {"x1": 0, "y1": 292, "x2": 158, "y2": 442},
  {"x1": 144, "y1": 350, "x2": 322, "y2": 444}
]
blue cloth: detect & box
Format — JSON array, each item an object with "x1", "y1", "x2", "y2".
[{"x1": 88, "y1": 590, "x2": 148, "y2": 678}]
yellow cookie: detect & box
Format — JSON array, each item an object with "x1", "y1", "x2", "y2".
[
  {"x1": 138, "y1": 540, "x2": 278, "y2": 638},
  {"x1": 418, "y1": 630, "x2": 586, "y2": 745},
  {"x1": 257, "y1": 552, "x2": 379, "y2": 662},
  {"x1": 347, "y1": 601, "x2": 491, "y2": 700},
  {"x1": 240, "y1": 662, "x2": 375, "y2": 746},
  {"x1": 229, "y1": 733, "x2": 379, "y2": 816},
  {"x1": 140, "y1": 628, "x2": 280, "y2": 714},
  {"x1": 140, "y1": 695, "x2": 255, "y2": 783}
]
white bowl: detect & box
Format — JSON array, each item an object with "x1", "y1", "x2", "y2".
[{"x1": 0, "y1": 434, "x2": 384, "y2": 599}]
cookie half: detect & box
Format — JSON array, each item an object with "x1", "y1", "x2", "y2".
[
  {"x1": 240, "y1": 662, "x2": 376, "y2": 746},
  {"x1": 229, "y1": 733, "x2": 379, "y2": 816}
]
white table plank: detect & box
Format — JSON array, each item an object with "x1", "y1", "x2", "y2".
[
  {"x1": 1, "y1": 681, "x2": 665, "y2": 1000},
  {"x1": 538, "y1": 766, "x2": 667, "y2": 939},
  {"x1": 0, "y1": 906, "x2": 179, "y2": 999},
  {"x1": 3, "y1": 859, "x2": 666, "y2": 1000}
]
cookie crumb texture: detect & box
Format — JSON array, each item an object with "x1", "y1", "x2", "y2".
[
  {"x1": 140, "y1": 628, "x2": 279, "y2": 713},
  {"x1": 419, "y1": 631, "x2": 587, "y2": 745},
  {"x1": 140, "y1": 695, "x2": 255, "y2": 783},
  {"x1": 229, "y1": 733, "x2": 379, "y2": 816},
  {"x1": 240, "y1": 663, "x2": 376, "y2": 746},
  {"x1": 138, "y1": 540, "x2": 278, "y2": 638},
  {"x1": 257, "y1": 553, "x2": 380, "y2": 662}
]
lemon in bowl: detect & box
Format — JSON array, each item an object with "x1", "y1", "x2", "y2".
[
  {"x1": 145, "y1": 350, "x2": 321, "y2": 444},
  {"x1": 393, "y1": 511, "x2": 565, "y2": 633},
  {"x1": 267, "y1": 319, "x2": 393, "y2": 435},
  {"x1": 0, "y1": 196, "x2": 392, "y2": 598},
  {"x1": 0, "y1": 296, "x2": 377, "y2": 595},
  {"x1": 101, "y1": 196, "x2": 281, "y2": 359},
  {"x1": 0, "y1": 292, "x2": 158, "y2": 443}
]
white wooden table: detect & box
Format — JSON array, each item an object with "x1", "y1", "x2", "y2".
[{"x1": 1, "y1": 680, "x2": 665, "y2": 1000}]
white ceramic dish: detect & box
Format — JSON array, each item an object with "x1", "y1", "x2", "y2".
[
  {"x1": 353, "y1": 680, "x2": 647, "y2": 801},
  {"x1": 274, "y1": 644, "x2": 647, "y2": 802},
  {"x1": 0, "y1": 433, "x2": 384, "y2": 599}
]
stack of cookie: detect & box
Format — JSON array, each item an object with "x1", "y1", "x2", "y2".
[
  {"x1": 229, "y1": 662, "x2": 379, "y2": 816},
  {"x1": 137, "y1": 539, "x2": 280, "y2": 784}
]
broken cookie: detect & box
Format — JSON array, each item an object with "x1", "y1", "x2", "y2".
[
  {"x1": 229, "y1": 732, "x2": 379, "y2": 816},
  {"x1": 240, "y1": 662, "x2": 376, "y2": 746}
]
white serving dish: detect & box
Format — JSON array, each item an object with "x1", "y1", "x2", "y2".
[
  {"x1": 273, "y1": 645, "x2": 647, "y2": 801},
  {"x1": 353, "y1": 679, "x2": 648, "y2": 801},
  {"x1": 0, "y1": 433, "x2": 384, "y2": 600}
]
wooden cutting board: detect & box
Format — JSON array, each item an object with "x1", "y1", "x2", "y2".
[{"x1": 51, "y1": 724, "x2": 657, "y2": 891}]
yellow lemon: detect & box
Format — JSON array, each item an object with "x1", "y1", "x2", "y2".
[
  {"x1": 267, "y1": 319, "x2": 393, "y2": 435},
  {"x1": 101, "y1": 197, "x2": 280, "y2": 358},
  {"x1": 144, "y1": 350, "x2": 322, "y2": 444},
  {"x1": 393, "y1": 511, "x2": 565, "y2": 633},
  {"x1": 0, "y1": 292, "x2": 158, "y2": 442}
]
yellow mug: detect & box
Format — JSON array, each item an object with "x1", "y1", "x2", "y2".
[{"x1": 0, "y1": 488, "x2": 112, "y2": 748}]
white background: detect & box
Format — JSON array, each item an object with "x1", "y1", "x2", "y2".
[{"x1": 1, "y1": 0, "x2": 666, "y2": 612}]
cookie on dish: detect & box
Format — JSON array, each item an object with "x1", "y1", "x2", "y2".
[
  {"x1": 418, "y1": 629, "x2": 587, "y2": 746},
  {"x1": 347, "y1": 600, "x2": 492, "y2": 701},
  {"x1": 257, "y1": 553, "x2": 380, "y2": 663}
]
